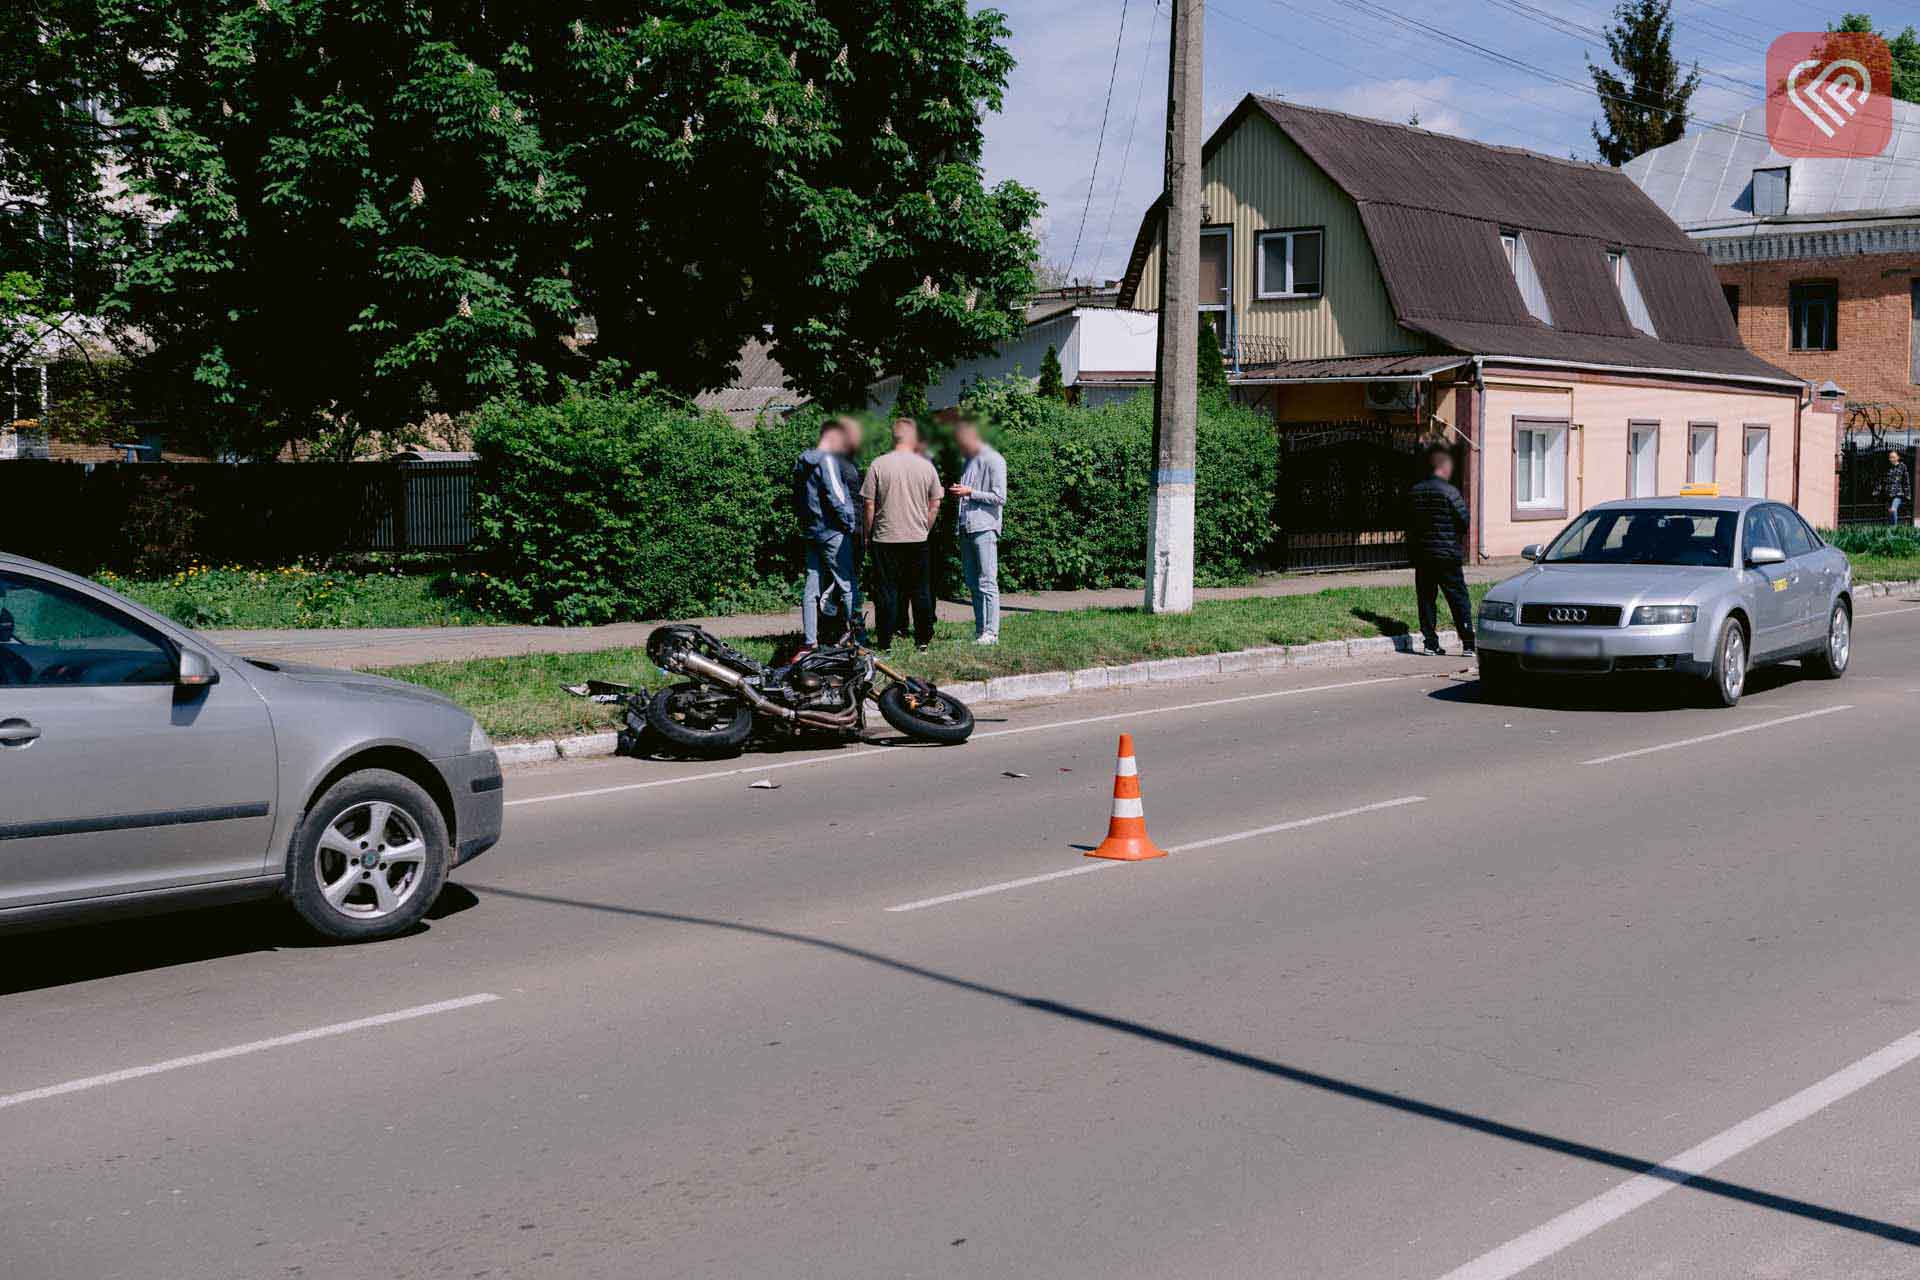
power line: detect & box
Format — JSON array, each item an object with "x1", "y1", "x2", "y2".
[
  {"x1": 1065, "y1": 0, "x2": 1133, "y2": 283},
  {"x1": 1096, "y1": 1, "x2": 1164, "y2": 282},
  {"x1": 1486, "y1": 0, "x2": 1764, "y2": 96}
]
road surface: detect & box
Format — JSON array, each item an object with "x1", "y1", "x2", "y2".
[{"x1": 6, "y1": 598, "x2": 1920, "y2": 1279}]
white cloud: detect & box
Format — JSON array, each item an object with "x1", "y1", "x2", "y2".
[{"x1": 1286, "y1": 76, "x2": 1471, "y2": 137}]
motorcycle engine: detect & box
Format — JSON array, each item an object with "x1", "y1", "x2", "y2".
[{"x1": 776, "y1": 670, "x2": 852, "y2": 712}]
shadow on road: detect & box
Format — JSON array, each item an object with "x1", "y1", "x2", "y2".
[
  {"x1": 1429, "y1": 662, "x2": 1809, "y2": 712},
  {"x1": 470, "y1": 882, "x2": 1920, "y2": 1251}
]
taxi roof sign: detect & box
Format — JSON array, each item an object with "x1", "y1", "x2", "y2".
[{"x1": 1677, "y1": 482, "x2": 1720, "y2": 497}]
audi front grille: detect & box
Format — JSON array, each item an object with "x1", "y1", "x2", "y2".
[{"x1": 1518, "y1": 604, "x2": 1624, "y2": 627}]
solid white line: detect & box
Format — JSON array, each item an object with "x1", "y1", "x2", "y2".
[
  {"x1": 1434, "y1": 1024, "x2": 1920, "y2": 1280},
  {"x1": 505, "y1": 674, "x2": 1417, "y2": 808},
  {"x1": 1860, "y1": 603, "x2": 1920, "y2": 619},
  {"x1": 0, "y1": 993, "x2": 501, "y2": 1112},
  {"x1": 884, "y1": 795, "x2": 1426, "y2": 912},
  {"x1": 1581, "y1": 705, "x2": 1852, "y2": 766}
]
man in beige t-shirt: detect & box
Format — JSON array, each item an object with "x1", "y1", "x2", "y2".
[{"x1": 860, "y1": 418, "x2": 944, "y2": 648}]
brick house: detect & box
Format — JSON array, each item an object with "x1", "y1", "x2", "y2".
[
  {"x1": 1625, "y1": 100, "x2": 1920, "y2": 522},
  {"x1": 1119, "y1": 98, "x2": 1824, "y2": 563}
]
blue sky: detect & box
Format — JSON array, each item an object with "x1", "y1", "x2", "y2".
[{"x1": 979, "y1": 0, "x2": 1890, "y2": 281}]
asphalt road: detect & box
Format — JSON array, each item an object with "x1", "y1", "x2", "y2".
[{"x1": 7, "y1": 599, "x2": 1920, "y2": 1279}]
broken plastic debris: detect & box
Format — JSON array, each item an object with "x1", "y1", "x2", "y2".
[
  {"x1": 1002, "y1": 771, "x2": 1030, "y2": 778},
  {"x1": 749, "y1": 779, "x2": 780, "y2": 790}
]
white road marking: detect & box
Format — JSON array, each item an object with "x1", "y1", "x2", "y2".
[
  {"x1": 884, "y1": 796, "x2": 1426, "y2": 912},
  {"x1": 0, "y1": 994, "x2": 500, "y2": 1112},
  {"x1": 1580, "y1": 705, "x2": 1852, "y2": 766},
  {"x1": 1860, "y1": 603, "x2": 1920, "y2": 619},
  {"x1": 506, "y1": 674, "x2": 1417, "y2": 808},
  {"x1": 1434, "y1": 1024, "x2": 1920, "y2": 1280}
]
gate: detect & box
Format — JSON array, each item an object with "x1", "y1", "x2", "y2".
[
  {"x1": 1274, "y1": 420, "x2": 1427, "y2": 571},
  {"x1": 1837, "y1": 404, "x2": 1916, "y2": 526}
]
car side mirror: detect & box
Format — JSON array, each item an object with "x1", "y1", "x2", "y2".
[
  {"x1": 1520, "y1": 544, "x2": 1543, "y2": 561},
  {"x1": 1747, "y1": 545, "x2": 1786, "y2": 568},
  {"x1": 176, "y1": 648, "x2": 220, "y2": 687}
]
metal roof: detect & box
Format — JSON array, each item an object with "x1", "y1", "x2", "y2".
[{"x1": 1623, "y1": 100, "x2": 1920, "y2": 232}]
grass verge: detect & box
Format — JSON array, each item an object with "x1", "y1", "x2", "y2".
[{"x1": 379, "y1": 583, "x2": 1490, "y2": 742}]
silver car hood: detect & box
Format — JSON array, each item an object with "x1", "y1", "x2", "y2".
[
  {"x1": 251, "y1": 659, "x2": 467, "y2": 711},
  {"x1": 1497, "y1": 563, "x2": 1729, "y2": 602}
]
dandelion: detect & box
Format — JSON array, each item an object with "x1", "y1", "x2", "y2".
[{"x1": 409, "y1": 176, "x2": 426, "y2": 205}]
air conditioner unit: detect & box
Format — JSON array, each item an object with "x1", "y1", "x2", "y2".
[{"x1": 1364, "y1": 381, "x2": 1416, "y2": 413}]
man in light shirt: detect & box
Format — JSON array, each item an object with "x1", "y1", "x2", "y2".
[
  {"x1": 949, "y1": 418, "x2": 1006, "y2": 645},
  {"x1": 860, "y1": 418, "x2": 944, "y2": 649}
]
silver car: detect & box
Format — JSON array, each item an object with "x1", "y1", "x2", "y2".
[
  {"x1": 0, "y1": 553, "x2": 502, "y2": 940},
  {"x1": 1475, "y1": 497, "x2": 1852, "y2": 707}
]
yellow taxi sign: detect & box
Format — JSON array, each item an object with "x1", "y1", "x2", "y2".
[{"x1": 1677, "y1": 482, "x2": 1720, "y2": 497}]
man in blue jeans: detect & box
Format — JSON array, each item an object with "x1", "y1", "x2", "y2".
[
  {"x1": 949, "y1": 418, "x2": 1007, "y2": 645},
  {"x1": 791, "y1": 419, "x2": 858, "y2": 649}
]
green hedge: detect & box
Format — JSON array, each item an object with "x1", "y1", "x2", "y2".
[
  {"x1": 466, "y1": 382, "x2": 1276, "y2": 623},
  {"x1": 1819, "y1": 525, "x2": 1920, "y2": 557},
  {"x1": 468, "y1": 386, "x2": 771, "y2": 624}
]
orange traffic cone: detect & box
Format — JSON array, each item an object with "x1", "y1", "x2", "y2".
[{"x1": 1087, "y1": 733, "x2": 1166, "y2": 861}]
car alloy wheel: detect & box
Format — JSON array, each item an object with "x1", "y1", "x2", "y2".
[
  {"x1": 314, "y1": 800, "x2": 430, "y2": 921},
  {"x1": 1722, "y1": 624, "x2": 1746, "y2": 702},
  {"x1": 1828, "y1": 606, "x2": 1850, "y2": 672}
]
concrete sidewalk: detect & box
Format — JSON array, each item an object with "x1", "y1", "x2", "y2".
[{"x1": 207, "y1": 563, "x2": 1516, "y2": 669}]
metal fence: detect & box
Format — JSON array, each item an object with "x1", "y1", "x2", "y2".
[
  {"x1": 1273, "y1": 420, "x2": 1428, "y2": 571},
  {"x1": 0, "y1": 459, "x2": 476, "y2": 570},
  {"x1": 1837, "y1": 405, "x2": 1916, "y2": 527}
]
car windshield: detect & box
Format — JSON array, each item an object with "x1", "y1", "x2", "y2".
[{"x1": 1541, "y1": 508, "x2": 1734, "y2": 568}]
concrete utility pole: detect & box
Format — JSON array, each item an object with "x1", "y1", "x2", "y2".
[{"x1": 1145, "y1": 0, "x2": 1202, "y2": 614}]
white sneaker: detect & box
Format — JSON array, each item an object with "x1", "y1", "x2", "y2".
[{"x1": 975, "y1": 632, "x2": 999, "y2": 646}]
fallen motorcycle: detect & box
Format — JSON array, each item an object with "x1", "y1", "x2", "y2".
[{"x1": 632, "y1": 625, "x2": 974, "y2": 753}]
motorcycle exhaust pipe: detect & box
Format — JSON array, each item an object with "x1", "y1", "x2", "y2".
[{"x1": 676, "y1": 653, "x2": 797, "y2": 721}]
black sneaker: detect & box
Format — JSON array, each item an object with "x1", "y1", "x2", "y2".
[
  {"x1": 1422, "y1": 642, "x2": 1447, "y2": 657},
  {"x1": 1462, "y1": 642, "x2": 1477, "y2": 656}
]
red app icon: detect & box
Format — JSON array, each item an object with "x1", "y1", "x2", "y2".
[{"x1": 1767, "y1": 31, "x2": 1893, "y2": 159}]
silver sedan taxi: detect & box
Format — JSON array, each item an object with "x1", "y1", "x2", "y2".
[{"x1": 1475, "y1": 496, "x2": 1852, "y2": 707}]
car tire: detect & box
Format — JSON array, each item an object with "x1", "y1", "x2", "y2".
[
  {"x1": 1477, "y1": 652, "x2": 1524, "y2": 702},
  {"x1": 1805, "y1": 601, "x2": 1851, "y2": 679},
  {"x1": 1703, "y1": 617, "x2": 1747, "y2": 708},
  {"x1": 287, "y1": 769, "x2": 451, "y2": 942}
]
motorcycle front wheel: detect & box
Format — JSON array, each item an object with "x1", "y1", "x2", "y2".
[
  {"x1": 876, "y1": 684, "x2": 975, "y2": 744},
  {"x1": 646, "y1": 683, "x2": 754, "y2": 754}
]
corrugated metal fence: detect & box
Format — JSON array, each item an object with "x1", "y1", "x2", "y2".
[{"x1": 0, "y1": 459, "x2": 476, "y2": 569}]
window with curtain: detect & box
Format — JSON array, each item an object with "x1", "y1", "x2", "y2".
[
  {"x1": 1501, "y1": 230, "x2": 1553, "y2": 325},
  {"x1": 1689, "y1": 424, "x2": 1718, "y2": 484},
  {"x1": 1514, "y1": 422, "x2": 1568, "y2": 512},
  {"x1": 1256, "y1": 229, "x2": 1324, "y2": 298},
  {"x1": 1630, "y1": 423, "x2": 1659, "y2": 497},
  {"x1": 1790, "y1": 281, "x2": 1838, "y2": 351}
]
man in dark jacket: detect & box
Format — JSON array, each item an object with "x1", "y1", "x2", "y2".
[
  {"x1": 1878, "y1": 450, "x2": 1912, "y2": 527},
  {"x1": 792, "y1": 419, "x2": 858, "y2": 649},
  {"x1": 1407, "y1": 444, "x2": 1475, "y2": 657}
]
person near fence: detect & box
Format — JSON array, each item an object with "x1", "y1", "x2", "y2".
[
  {"x1": 861, "y1": 418, "x2": 943, "y2": 650},
  {"x1": 948, "y1": 418, "x2": 1006, "y2": 645},
  {"x1": 1406, "y1": 443, "x2": 1475, "y2": 658},
  {"x1": 1879, "y1": 450, "x2": 1912, "y2": 527},
  {"x1": 792, "y1": 419, "x2": 858, "y2": 649}
]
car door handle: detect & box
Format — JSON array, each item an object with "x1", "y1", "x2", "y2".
[{"x1": 0, "y1": 718, "x2": 41, "y2": 747}]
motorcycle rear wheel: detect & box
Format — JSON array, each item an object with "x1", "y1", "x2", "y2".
[
  {"x1": 876, "y1": 684, "x2": 975, "y2": 744},
  {"x1": 646, "y1": 683, "x2": 754, "y2": 754}
]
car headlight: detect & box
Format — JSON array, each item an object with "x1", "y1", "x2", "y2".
[
  {"x1": 1630, "y1": 604, "x2": 1697, "y2": 625},
  {"x1": 1479, "y1": 600, "x2": 1515, "y2": 622},
  {"x1": 468, "y1": 719, "x2": 493, "y2": 753}
]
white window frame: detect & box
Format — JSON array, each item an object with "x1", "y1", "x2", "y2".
[
  {"x1": 1255, "y1": 227, "x2": 1324, "y2": 300},
  {"x1": 1198, "y1": 225, "x2": 1232, "y2": 322},
  {"x1": 1743, "y1": 424, "x2": 1770, "y2": 498},
  {"x1": 1688, "y1": 422, "x2": 1718, "y2": 485},
  {"x1": 1512, "y1": 418, "x2": 1570, "y2": 518},
  {"x1": 1628, "y1": 420, "x2": 1660, "y2": 498},
  {"x1": 1501, "y1": 229, "x2": 1553, "y2": 325}
]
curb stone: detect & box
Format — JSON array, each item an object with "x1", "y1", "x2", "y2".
[{"x1": 490, "y1": 581, "x2": 1913, "y2": 767}]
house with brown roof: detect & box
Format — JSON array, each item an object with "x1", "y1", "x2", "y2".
[{"x1": 1119, "y1": 96, "x2": 1831, "y2": 561}]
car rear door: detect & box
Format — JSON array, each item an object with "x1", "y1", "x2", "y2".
[{"x1": 0, "y1": 569, "x2": 278, "y2": 911}]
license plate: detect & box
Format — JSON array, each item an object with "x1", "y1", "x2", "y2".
[{"x1": 1527, "y1": 634, "x2": 1602, "y2": 659}]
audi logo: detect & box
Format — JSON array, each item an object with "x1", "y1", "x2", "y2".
[{"x1": 1547, "y1": 607, "x2": 1589, "y2": 623}]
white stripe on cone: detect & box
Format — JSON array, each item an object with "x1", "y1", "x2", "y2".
[
  {"x1": 1111, "y1": 797, "x2": 1145, "y2": 818},
  {"x1": 1115, "y1": 757, "x2": 1138, "y2": 777}
]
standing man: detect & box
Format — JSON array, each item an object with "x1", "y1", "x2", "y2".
[
  {"x1": 949, "y1": 418, "x2": 1006, "y2": 645},
  {"x1": 861, "y1": 418, "x2": 944, "y2": 649},
  {"x1": 1879, "y1": 450, "x2": 1911, "y2": 527},
  {"x1": 1407, "y1": 443, "x2": 1475, "y2": 657},
  {"x1": 832, "y1": 416, "x2": 867, "y2": 642},
  {"x1": 792, "y1": 418, "x2": 857, "y2": 650}
]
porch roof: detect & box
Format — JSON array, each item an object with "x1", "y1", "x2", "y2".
[{"x1": 1230, "y1": 354, "x2": 1470, "y2": 383}]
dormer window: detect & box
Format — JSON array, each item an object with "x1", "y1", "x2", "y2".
[
  {"x1": 1753, "y1": 166, "x2": 1790, "y2": 217},
  {"x1": 1607, "y1": 249, "x2": 1658, "y2": 337},
  {"x1": 1501, "y1": 230, "x2": 1552, "y2": 325}
]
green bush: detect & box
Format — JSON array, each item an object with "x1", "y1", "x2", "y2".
[
  {"x1": 961, "y1": 380, "x2": 1274, "y2": 591},
  {"x1": 468, "y1": 387, "x2": 769, "y2": 624},
  {"x1": 1819, "y1": 525, "x2": 1920, "y2": 557}
]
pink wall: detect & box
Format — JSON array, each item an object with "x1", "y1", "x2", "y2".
[{"x1": 1478, "y1": 371, "x2": 1807, "y2": 559}]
